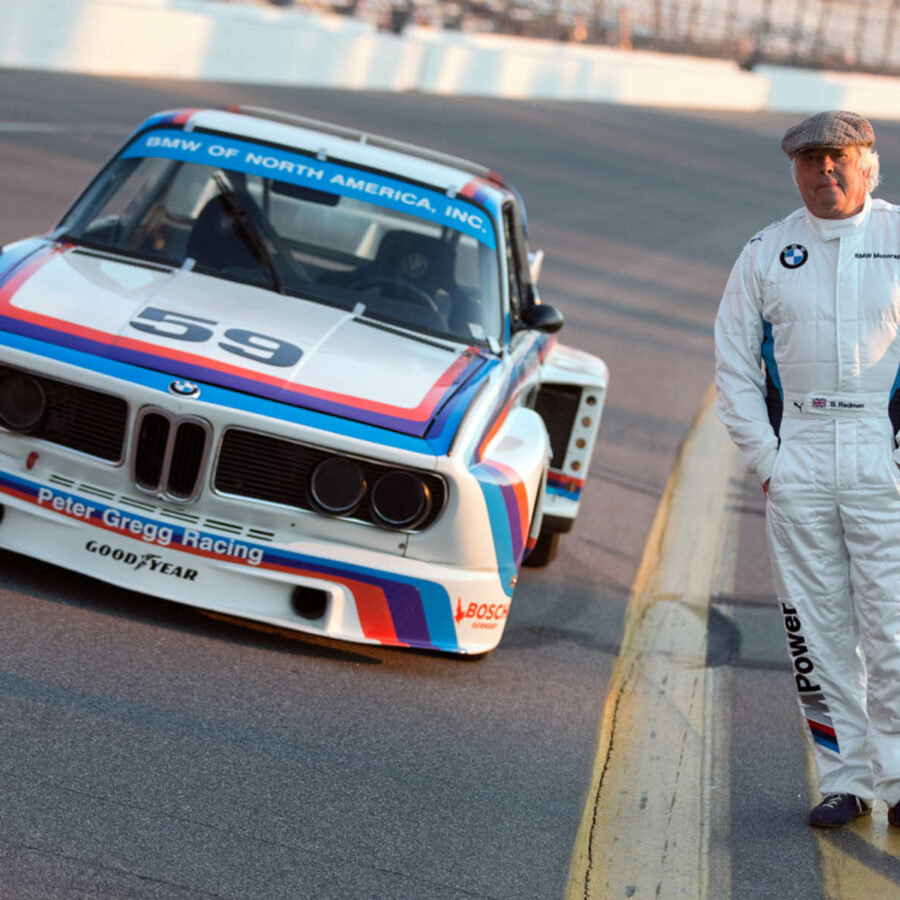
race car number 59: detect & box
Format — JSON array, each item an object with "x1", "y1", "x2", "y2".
[{"x1": 129, "y1": 306, "x2": 303, "y2": 367}]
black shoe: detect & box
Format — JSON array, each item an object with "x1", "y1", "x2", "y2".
[
  {"x1": 808, "y1": 793, "x2": 871, "y2": 828},
  {"x1": 889, "y1": 802, "x2": 900, "y2": 827}
]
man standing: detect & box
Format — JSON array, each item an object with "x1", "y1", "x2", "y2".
[{"x1": 715, "y1": 111, "x2": 900, "y2": 828}]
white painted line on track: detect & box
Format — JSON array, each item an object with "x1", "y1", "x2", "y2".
[{"x1": 567, "y1": 383, "x2": 742, "y2": 899}]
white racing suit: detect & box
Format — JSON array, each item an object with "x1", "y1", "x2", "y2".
[{"x1": 715, "y1": 194, "x2": 900, "y2": 804}]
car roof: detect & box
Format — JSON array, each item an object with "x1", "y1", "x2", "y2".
[{"x1": 135, "y1": 106, "x2": 515, "y2": 215}]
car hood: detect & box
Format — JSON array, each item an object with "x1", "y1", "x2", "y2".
[{"x1": 0, "y1": 243, "x2": 491, "y2": 441}]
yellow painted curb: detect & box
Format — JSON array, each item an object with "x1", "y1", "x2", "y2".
[{"x1": 567, "y1": 382, "x2": 741, "y2": 899}]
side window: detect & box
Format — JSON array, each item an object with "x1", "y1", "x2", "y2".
[{"x1": 502, "y1": 206, "x2": 524, "y2": 319}]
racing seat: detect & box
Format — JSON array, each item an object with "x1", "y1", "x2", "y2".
[
  {"x1": 370, "y1": 230, "x2": 458, "y2": 298},
  {"x1": 357, "y1": 230, "x2": 479, "y2": 331}
]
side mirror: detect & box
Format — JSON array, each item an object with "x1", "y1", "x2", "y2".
[{"x1": 519, "y1": 303, "x2": 564, "y2": 333}]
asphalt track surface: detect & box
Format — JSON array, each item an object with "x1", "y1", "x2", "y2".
[{"x1": 2, "y1": 69, "x2": 900, "y2": 899}]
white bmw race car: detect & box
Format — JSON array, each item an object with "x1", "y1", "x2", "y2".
[{"x1": 0, "y1": 106, "x2": 607, "y2": 654}]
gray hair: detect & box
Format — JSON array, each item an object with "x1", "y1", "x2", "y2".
[{"x1": 790, "y1": 146, "x2": 881, "y2": 192}]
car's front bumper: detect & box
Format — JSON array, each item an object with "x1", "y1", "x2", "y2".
[{"x1": 0, "y1": 468, "x2": 511, "y2": 655}]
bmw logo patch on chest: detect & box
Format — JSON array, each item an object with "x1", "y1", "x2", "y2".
[{"x1": 780, "y1": 244, "x2": 808, "y2": 269}]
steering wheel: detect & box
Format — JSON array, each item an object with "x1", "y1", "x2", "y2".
[{"x1": 350, "y1": 277, "x2": 440, "y2": 313}]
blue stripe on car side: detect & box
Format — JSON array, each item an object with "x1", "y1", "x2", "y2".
[
  {"x1": 0, "y1": 238, "x2": 53, "y2": 289},
  {"x1": 475, "y1": 477, "x2": 517, "y2": 599}
]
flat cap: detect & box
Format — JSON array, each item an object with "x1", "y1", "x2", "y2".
[{"x1": 781, "y1": 110, "x2": 875, "y2": 157}]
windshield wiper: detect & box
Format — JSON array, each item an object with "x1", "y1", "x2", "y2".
[
  {"x1": 52, "y1": 232, "x2": 179, "y2": 269},
  {"x1": 211, "y1": 174, "x2": 284, "y2": 293}
]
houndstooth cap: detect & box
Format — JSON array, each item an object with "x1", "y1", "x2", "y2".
[{"x1": 781, "y1": 110, "x2": 875, "y2": 157}]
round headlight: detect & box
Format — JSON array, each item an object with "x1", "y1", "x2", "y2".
[
  {"x1": 0, "y1": 373, "x2": 46, "y2": 432},
  {"x1": 370, "y1": 470, "x2": 431, "y2": 529},
  {"x1": 309, "y1": 457, "x2": 366, "y2": 515}
]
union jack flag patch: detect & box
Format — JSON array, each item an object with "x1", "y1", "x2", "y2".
[{"x1": 812, "y1": 397, "x2": 827, "y2": 409}]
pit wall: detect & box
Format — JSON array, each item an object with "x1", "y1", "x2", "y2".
[{"x1": 3, "y1": 0, "x2": 900, "y2": 119}]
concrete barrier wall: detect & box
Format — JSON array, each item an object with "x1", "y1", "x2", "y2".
[
  {"x1": 2, "y1": 0, "x2": 900, "y2": 118},
  {"x1": 0, "y1": 0, "x2": 427, "y2": 90}
]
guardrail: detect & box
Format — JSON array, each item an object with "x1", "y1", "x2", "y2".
[{"x1": 2, "y1": 0, "x2": 900, "y2": 118}]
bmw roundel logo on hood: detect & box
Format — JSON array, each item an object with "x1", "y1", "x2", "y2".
[
  {"x1": 780, "y1": 244, "x2": 808, "y2": 269},
  {"x1": 169, "y1": 380, "x2": 201, "y2": 398}
]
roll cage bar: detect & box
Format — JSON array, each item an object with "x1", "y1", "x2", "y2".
[{"x1": 221, "y1": 104, "x2": 510, "y2": 191}]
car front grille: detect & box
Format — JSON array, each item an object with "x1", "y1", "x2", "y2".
[
  {"x1": 1, "y1": 363, "x2": 444, "y2": 527},
  {"x1": 214, "y1": 428, "x2": 446, "y2": 530},
  {"x1": 134, "y1": 412, "x2": 169, "y2": 488},
  {"x1": 133, "y1": 410, "x2": 210, "y2": 501},
  {"x1": 169, "y1": 422, "x2": 209, "y2": 499},
  {"x1": 0, "y1": 366, "x2": 127, "y2": 461}
]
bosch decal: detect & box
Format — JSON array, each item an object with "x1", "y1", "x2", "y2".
[{"x1": 454, "y1": 598, "x2": 510, "y2": 630}]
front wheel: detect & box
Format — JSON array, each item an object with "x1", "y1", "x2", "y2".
[{"x1": 522, "y1": 530, "x2": 560, "y2": 568}]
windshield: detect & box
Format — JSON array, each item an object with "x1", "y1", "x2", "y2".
[{"x1": 56, "y1": 130, "x2": 503, "y2": 346}]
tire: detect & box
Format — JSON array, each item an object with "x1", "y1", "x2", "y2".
[{"x1": 522, "y1": 530, "x2": 560, "y2": 568}]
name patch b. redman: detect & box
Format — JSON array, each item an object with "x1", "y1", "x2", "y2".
[{"x1": 782, "y1": 602, "x2": 840, "y2": 753}]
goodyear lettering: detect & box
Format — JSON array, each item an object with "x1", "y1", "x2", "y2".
[{"x1": 85, "y1": 541, "x2": 198, "y2": 581}]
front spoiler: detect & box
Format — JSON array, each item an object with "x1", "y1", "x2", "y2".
[{"x1": 0, "y1": 470, "x2": 511, "y2": 655}]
